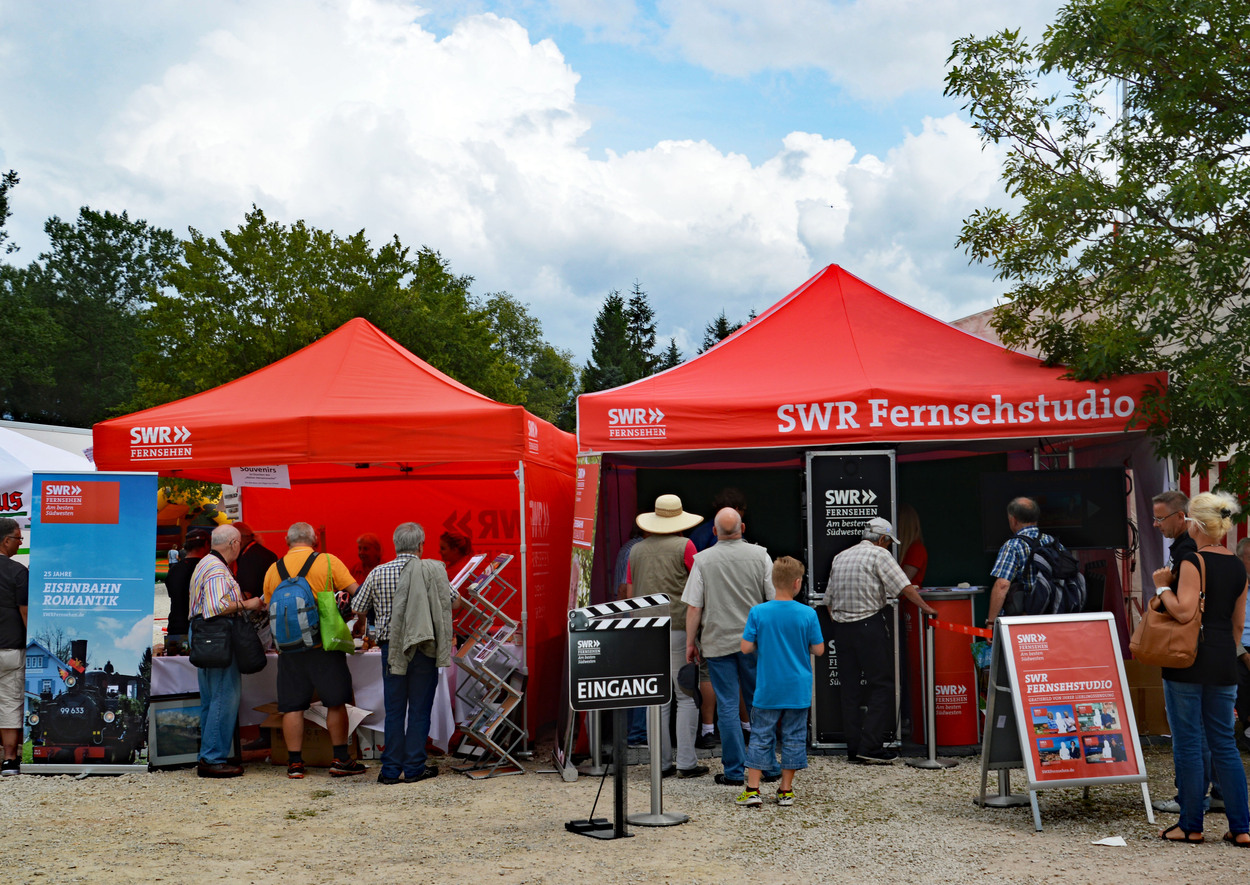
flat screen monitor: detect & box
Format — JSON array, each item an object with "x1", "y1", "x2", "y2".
[{"x1": 980, "y1": 468, "x2": 1129, "y2": 550}]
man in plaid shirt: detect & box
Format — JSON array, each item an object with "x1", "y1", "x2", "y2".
[
  {"x1": 824, "y1": 517, "x2": 935, "y2": 764},
  {"x1": 986, "y1": 497, "x2": 1053, "y2": 626},
  {"x1": 351, "y1": 522, "x2": 441, "y2": 785}
]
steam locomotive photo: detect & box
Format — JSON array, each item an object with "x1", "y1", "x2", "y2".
[{"x1": 26, "y1": 640, "x2": 147, "y2": 765}]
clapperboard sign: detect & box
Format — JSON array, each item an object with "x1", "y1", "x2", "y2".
[
  {"x1": 568, "y1": 594, "x2": 672, "y2": 712},
  {"x1": 565, "y1": 594, "x2": 671, "y2": 841}
]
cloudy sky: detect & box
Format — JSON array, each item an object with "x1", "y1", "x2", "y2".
[{"x1": 0, "y1": 0, "x2": 1061, "y2": 363}]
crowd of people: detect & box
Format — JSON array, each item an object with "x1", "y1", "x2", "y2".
[{"x1": 177, "y1": 520, "x2": 470, "y2": 783}]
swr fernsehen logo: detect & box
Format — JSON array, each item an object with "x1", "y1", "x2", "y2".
[
  {"x1": 607, "y1": 407, "x2": 666, "y2": 440},
  {"x1": 128, "y1": 425, "x2": 192, "y2": 460}
]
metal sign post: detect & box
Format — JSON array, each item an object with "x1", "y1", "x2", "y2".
[
  {"x1": 564, "y1": 595, "x2": 683, "y2": 839},
  {"x1": 906, "y1": 612, "x2": 958, "y2": 770}
]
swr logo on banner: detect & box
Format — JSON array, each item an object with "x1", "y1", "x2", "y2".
[
  {"x1": 42, "y1": 481, "x2": 120, "y2": 524},
  {"x1": 128, "y1": 425, "x2": 192, "y2": 460},
  {"x1": 607, "y1": 407, "x2": 666, "y2": 440}
]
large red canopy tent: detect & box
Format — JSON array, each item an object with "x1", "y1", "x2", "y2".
[
  {"x1": 579, "y1": 265, "x2": 1163, "y2": 453},
  {"x1": 93, "y1": 318, "x2": 576, "y2": 734},
  {"x1": 577, "y1": 264, "x2": 1166, "y2": 610}
]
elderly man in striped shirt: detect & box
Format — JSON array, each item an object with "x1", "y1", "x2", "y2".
[
  {"x1": 351, "y1": 522, "x2": 445, "y2": 785},
  {"x1": 190, "y1": 524, "x2": 264, "y2": 778}
]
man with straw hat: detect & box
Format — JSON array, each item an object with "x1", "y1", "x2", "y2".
[{"x1": 624, "y1": 494, "x2": 709, "y2": 778}]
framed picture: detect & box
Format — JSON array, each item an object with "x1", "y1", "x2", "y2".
[{"x1": 148, "y1": 692, "x2": 238, "y2": 769}]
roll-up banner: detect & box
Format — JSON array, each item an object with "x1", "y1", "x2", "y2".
[
  {"x1": 25, "y1": 471, "x2": 157, "y2": 774},
  {"x1": 806, "y1": 451, "x2": 897, "y2": 747}
]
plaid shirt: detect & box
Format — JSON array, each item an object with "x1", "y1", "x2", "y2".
[
  {"x1": 990, "y1": 526, "x2": 1054, "y2": 594},
  {"x1": 823, "y1": 540, "x2": 911, "y2": 623},
  {"x1": 350, "y1": 553, "x2": 418, "y2": 641}
]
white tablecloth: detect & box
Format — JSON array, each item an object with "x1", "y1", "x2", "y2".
[{"x1": 151, "y1": 651, "x2": 456, "y2": 748}]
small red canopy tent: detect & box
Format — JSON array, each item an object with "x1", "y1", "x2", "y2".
[
  {"x1": 578, "y1": 265, "x2": 1163, "y2": 453},
  {"x1": 94, "y1": 318, "x2": 576, "y2": 734}
]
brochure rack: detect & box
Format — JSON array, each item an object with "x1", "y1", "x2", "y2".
[{"x1": 452, "y1": 554, "x2": 526, "y2": 778}]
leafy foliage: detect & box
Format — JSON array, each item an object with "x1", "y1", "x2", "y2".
[
  {"x1": 698, "y1": 310, "x2": 745, "y2": 354},
  {"x1": 0, "y1": 169, "x2": 18, "y2": 255},
  {"x1": 945, "y1": 0, "x2": 1250, "y2": 496},
  {"x1": 0, "y1": 208, "x2": 178, "y2": 425},
  {"x1": 131, "y1": 207, "x2": 522, "y2": 410}
]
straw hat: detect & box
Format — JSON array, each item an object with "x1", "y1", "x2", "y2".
[{"x1": 636, "y1": 494, "x2": 703, "y2": 534}]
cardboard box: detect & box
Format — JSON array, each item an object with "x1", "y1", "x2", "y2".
[{"x1": 255, "y1": 702, "x2": 367, "y2": 767}]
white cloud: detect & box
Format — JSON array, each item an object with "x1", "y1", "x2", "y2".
[
  {"x1": 649, "y1": 0, "x2": 1059, "y2": 100},
  {"x1": 2, "y1": 0, "x2": 1016, "y2": 361}
]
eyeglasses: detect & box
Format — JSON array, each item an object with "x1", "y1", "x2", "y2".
[
  {"x1": 4, "y1": 534, "x2": 21, "y2": 542},
  {"x1": 1152, "y1": 511, "x2": 1182, "y2": 525}
]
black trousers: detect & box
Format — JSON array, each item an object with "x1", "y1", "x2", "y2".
[{"x1": 832, "y1": 609, "x2": 894, "y2": 756}]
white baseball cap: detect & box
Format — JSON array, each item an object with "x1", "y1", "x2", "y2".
[{"x1": 866, "y1": 516, "x2": 899, "y2": 544}]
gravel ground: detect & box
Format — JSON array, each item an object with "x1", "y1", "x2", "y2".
[{"x1": 2, "y1": 740, "x2": 1247, "y2": 885}]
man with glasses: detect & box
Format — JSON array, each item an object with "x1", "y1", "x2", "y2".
[
  {"x1": 0, "y1": 518, "x2": 26, "y2": 775},
  {"x1": 1149, "y1": 490, "x2": 1222, "y2": 812}
]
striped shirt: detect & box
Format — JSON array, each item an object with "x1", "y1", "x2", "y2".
[
  {"x1": 189, "y1": 552, "x2": 243, "y2": 619},
  {"x1": 824, "y1": 540, "x2": 910, "y2": 623},
  {"x1": 350, "y1": 553, "x2": 418, "y2": 642}
]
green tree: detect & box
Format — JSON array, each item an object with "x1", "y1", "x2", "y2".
[
  {"x1": 525, "y1": 344, "x2": 579, "y2": 431},
  {"x1": 625, "y1": 281, "x2": 658, "y2": 376},
  {"x1": 38, "y1": 209, "x2": 179, "y2": 425},
  {"x1": 657, "y1": 337, "x2": 682, "y2": 370},
  {"x1": 698, "y1": 310, "x2": 743, "y2": 354},
  {"x1": 0, "y1": 208, "x2": 176, "y2": 426},
  {"x1": 581, "y1": 290, "x2": 633, "y2": 393},
  {"x1": 945, "y1": 0, "x2": 1250, "y2": 495},
  {"x1": 0, "y1": 169, "x2": 18, "y2": 254},
  {"x1": 133, "y1": 208, "x2": 521, "y2": 409},
  {"x1": 484, "y1": 292, "x2": 579, "y2": 428}
]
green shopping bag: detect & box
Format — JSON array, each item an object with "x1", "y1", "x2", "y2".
[{"x1": 316, "y1": 590, "x2": 355, "y2": 654}]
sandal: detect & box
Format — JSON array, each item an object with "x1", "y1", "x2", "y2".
[
  {"x1": 1160, "y1": 823, "x2": 1204, "y2": 844},
  {"x1": 1223, "y1": 832, "x2": 1250, "y2": 848}
]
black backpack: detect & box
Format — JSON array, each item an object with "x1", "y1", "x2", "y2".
[{"x1": 1005, "y1": 534, "x2": 1087, "y2": 616}]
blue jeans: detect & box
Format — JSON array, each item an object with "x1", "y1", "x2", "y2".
[
  {"x1": 378, "y1": 641, "x2": 439, "y2": 779},
  {"x1": 1163, "y1": 679, "x2": 1249, "y2": 834},
  {"x1": 627, "y1": 707, "x2": 648, "y2": 743},
  {"x1": 707, "y1": 651, "x2": 775, "y2": 780},
  {"x1": 197, "y1": 659, "x2": 241, "y2": 765},
  {"x1": 745, "y1": 707, "x2": 809, "y2": 773}
]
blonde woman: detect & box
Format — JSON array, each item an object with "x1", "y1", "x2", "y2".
[
  {"x1": 1151, "y1": 491, "x2": 1249, "y2": 845},
  {"x1": 896, "y1": 503, "x2": 927, "y2": 585}
]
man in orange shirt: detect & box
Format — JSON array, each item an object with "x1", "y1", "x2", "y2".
[{"x1": 263, "y1": 522, "x2": 365, "y2": 779}]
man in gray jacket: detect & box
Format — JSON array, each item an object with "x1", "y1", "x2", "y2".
[{"x1": 352, "y1": 522, "x2": 451, "y2": 784}]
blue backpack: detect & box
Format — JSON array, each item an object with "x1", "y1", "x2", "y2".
[{"x1": 269, "y1": 553, "x2": 320, "y2": 652}]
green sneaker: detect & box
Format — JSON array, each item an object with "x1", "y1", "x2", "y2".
[
  {"x1": 776, "y1": 789, "x2": 795, "y2": 807},
  {"x1": 735, "y1": 788, "x2": 762, "y2": 808}
]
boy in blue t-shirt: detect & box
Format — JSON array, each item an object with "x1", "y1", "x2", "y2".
[{"x1": 736, "y1": 556, "x2": 825, "y2": 807}]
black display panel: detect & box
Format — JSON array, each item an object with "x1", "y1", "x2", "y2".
[{"x1": 979, "y1": 468, "x2": 1129, "y2": 551}]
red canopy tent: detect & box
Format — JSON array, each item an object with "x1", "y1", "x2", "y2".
[
  {"x1": 579, "y1": 265, "x2": 1163, "y2": 453},
  {"x1": 577, "y1": 265, "x2": 1166, "y2": 615},
  {"x1": 93, "y1": 318, "x2": 576, "y2": 734}
]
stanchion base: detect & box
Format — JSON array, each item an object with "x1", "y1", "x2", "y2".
[
  {"x1": 906, "y1": 757, "x2": 958, "y2": 770},
  {"x1": 628, "y1": 811, "x2": 689, "y2": 827},
  {"x1": 975, "y1": 793, "x2": 1030, "y2": 808},
  {"x1": 566, "y1": 818, "x2": 632, "y2": 839}
]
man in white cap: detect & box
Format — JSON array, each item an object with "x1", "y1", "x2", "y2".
[
  {"x1": 824, "y1": 516, "x2": 936, "y2": 764},
  {"x1": 625, "y1": 494, "x2": 708, "y2": 778}
]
